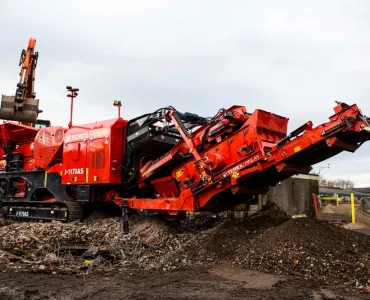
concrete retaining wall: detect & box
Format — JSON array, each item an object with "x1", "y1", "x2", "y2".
[{"x1": 261, "y1": 174, "x2": 319, "y2": 216}]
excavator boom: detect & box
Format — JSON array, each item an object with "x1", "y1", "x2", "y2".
[
  {"x1": 17, "y1": 38, "x2": 38, "y2": 99},
  {"x1": 0, "y1": 38, "x2": 40, "y2": 123}
]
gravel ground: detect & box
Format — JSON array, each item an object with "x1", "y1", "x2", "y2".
[
  {"x1": 1, "y1": 203, "x2": 370, "y2": 297},
  {"x1": 0, "y1": 267, "x2": 365, "y2": 300}
]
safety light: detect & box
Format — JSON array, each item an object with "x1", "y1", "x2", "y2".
[
  {"x1": 113, "y1": 100, "x2": 122, "y2": 118},
  {"x1": 66, "y1": 86, "x2": 79, "y2": 129}
]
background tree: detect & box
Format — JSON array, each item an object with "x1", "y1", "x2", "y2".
[{"x1": 319, "y1": 176, "x2": 354, "y2": 189}]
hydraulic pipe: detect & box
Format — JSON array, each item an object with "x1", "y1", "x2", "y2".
[
  {"x1": 321, "y1": 121, "x2": 346, "y2": 137},
  {"x1": 276, "y1": 121, "x2": 312, "y2": 148}
]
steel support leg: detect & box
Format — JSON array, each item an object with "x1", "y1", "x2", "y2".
[{"x1": 122, "y1": 200, "x2": 129, "y2": 234}]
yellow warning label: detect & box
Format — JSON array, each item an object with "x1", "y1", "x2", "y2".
[
  {"x1": 176, "y1": 170, "x2": 184, "y2": 178},
  {"x1": 294, "y1": 146, "x2": 302, "y2": 152},
  {"x1": 232, "y1": 171, "x2": 240, "y2": 179},
  {"x1": 234, "y1": 204, "x2": 246, "y2": 211}
]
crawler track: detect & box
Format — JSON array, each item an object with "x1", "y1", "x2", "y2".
[
  {"x1": 65, "y1": 199, "x2": 84, "y2": 222},
  {"x1": 0, "y1": 199, "x2": 84, "y2": 222}
]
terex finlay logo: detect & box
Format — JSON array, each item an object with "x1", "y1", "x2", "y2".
[
  {"x1": 222, "y1": 153, "x2": 261, "y2": 177},
  {"x1": 65, "y1": 129, "x2": 110, "y2": 143},
  {"x1": 65, "y1": 133, "x2": 88, "y2": 143}
]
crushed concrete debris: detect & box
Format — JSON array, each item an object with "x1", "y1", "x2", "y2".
[
  {"x1": 1, "y1": 203, "x2": 370, "y2": 291},
  {"x1": 343, "y1": 223, "x2": 366, "y2": 230}
]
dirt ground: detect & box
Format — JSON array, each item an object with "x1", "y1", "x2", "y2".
[
  {"x1": 320, "y1": 203, "x2": 370, "y2": 231},
  {"x1": 0, "y1": 266, "x2": 364, "y2": 300},
  {"x1": 2, "y1": 203, "x2": 370, "y2": 299}
]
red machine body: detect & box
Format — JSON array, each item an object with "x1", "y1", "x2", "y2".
[
  {"x1": 61, "y1": 118, "x2": 126, "y2": 185},
  {"x1": 1, "y1": 39, "x2": 370, "y2": 223},
  {"x1": 0, "y1": 98, "x2": 369, "y2": 222},
  {"x1": 109, "y1": 102, "x2": 370, "y2": 215},
  {"x1": 34, "y1": 126, "x2": 65, "y2": 169}
]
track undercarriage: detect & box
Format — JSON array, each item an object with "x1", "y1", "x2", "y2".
[{"x1": 0, "y1": 170, "x2": 84, "y2": 222}]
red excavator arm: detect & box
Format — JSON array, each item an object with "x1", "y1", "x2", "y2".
[
  {"x1": 115, "y1": 102, "x2": 370, "y2": 215},
  {"x1": 0, "y1": 38, "x2": 40, "y2": 123},
  {"x1": 16, "y1": 38, "x2": 38, "y2": 101}
]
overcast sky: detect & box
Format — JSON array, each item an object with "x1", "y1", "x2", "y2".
[{"x1": 0, "y1": 0, "x2": 369, "y2": 187}]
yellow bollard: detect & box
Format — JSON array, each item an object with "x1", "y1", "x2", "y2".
[{"x1": 351, "y1": 193, "x2": 356, "y2": 224}]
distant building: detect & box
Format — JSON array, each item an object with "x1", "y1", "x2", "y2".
[
  {"x1": 319, "y1": 187, "x2": 370, "y2": 200},
  {"x1": 353, "y1": 187, "x2": 370, "y2": 195}
]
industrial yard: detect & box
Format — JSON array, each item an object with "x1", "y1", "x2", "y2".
[{"x1": 2, "y1": 1, "x2": 370, "y2": 299}]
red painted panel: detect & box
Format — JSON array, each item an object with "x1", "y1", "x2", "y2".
[
  {"x1": 88, "y1": 136, "x2": 109, "y2": 182},
  {"x1": 61, "y1": 118, "x2": 125, "y2": 185},
  {"x1": 34, "y1": 126, "x2": 64, "y2": 169},
  {"x1": 62, "y1": 138, "x2": 87, "y2": 184}
]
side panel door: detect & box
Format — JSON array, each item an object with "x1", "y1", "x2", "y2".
[
  {"x1": 61, "y1": 140, "x2": 87, "y2": 184},
  {"x1": 87, "y1": 136, "x2": 110, "y2": 183}
]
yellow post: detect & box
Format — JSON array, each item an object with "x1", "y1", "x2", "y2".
[{"x1": 351, "y1": 193, "x2": 356, "y2": 224}]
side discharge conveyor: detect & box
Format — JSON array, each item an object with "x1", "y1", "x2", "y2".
[{"x1": 113, "y1": 102, "x2": 370, "y2": 217}]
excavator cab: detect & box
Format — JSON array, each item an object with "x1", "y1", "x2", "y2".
[{"x1": 0, "y1": 38, "x2": 41, "y2": 123}]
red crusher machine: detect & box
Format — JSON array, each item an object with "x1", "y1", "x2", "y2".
[{"x1": 0, "y1": 38, "x2": 370, "y2": 233}]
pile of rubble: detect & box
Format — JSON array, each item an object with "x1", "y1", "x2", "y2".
[
  {"x1": 0, "y1": 216, "x2": 184, "y2": 273},
  {"x1": 1, "y1": 204, "x2": 370, "y2": 290},
  {"x1": 159, "y1": 204, "x2": 370, "y2": 289},
  {"x1": 235, "y1": 218, "x2": 370, "y2": 288},
  {"x1": 0, "y1": 213, "x2": 219, "y2": 273},
  {"x1": 181, "y1": 212, "x2": 370, "y2": 289}
]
